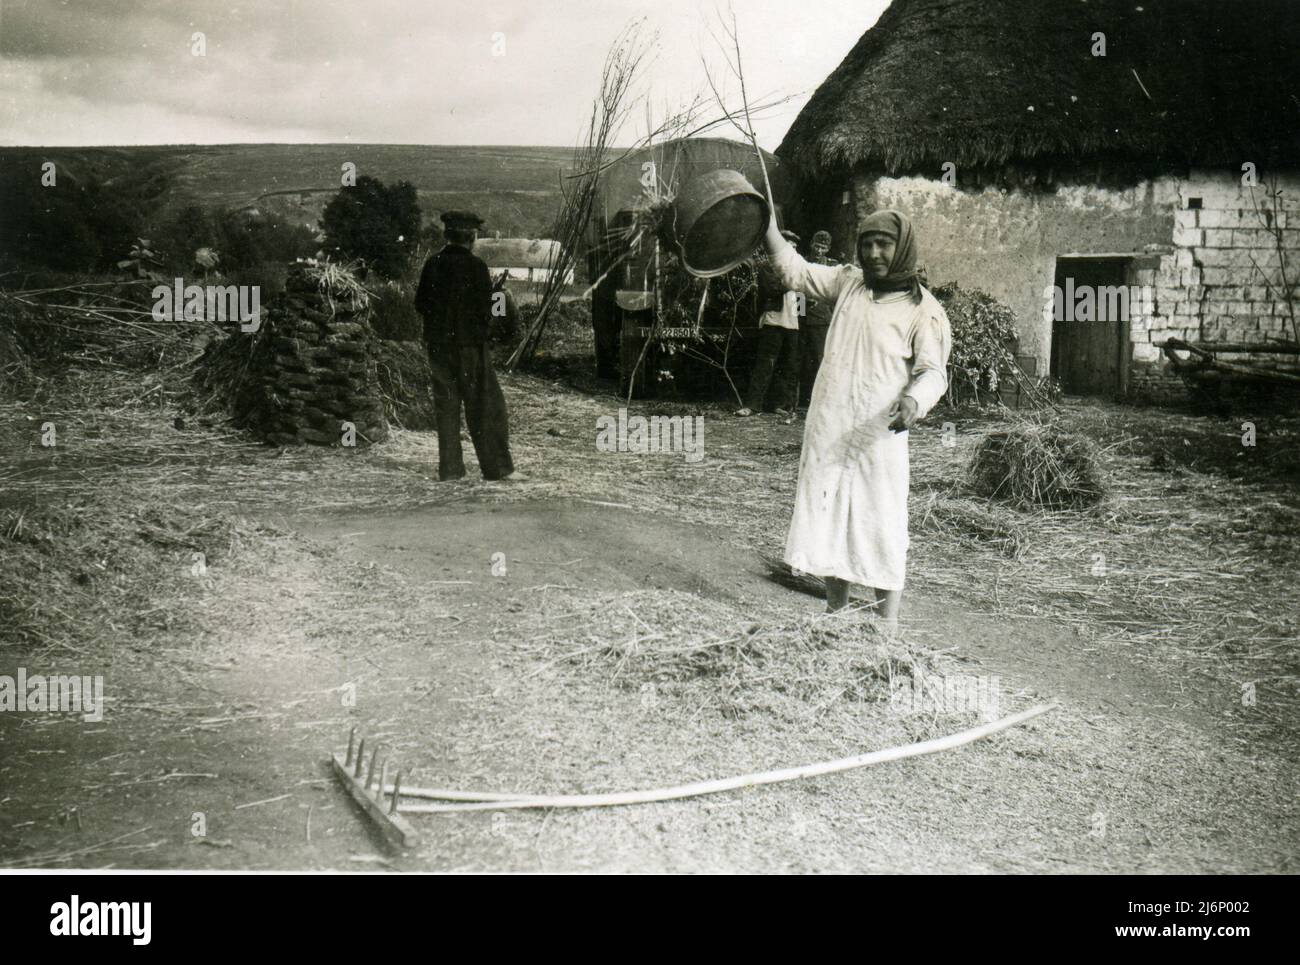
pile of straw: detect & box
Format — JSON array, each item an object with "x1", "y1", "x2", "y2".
[
  {"x1": 0, "y1": 496, "x2": 265, "y2": 652},
  {"x1": 510, "y1": 589, "x2": 952, "y2": 722},
  {"x1": 915, "y1": 491, "x2": 1028, "y2": 559},
  {"x1": 374, "y1": 340, "x2": 437, "y2": 430},
  {"x1": 968, "y1": 421, "x2": 1107, "y2": 509},
  {"x1": 0, "y1": 280, "x2": 213, "y2": 375}
]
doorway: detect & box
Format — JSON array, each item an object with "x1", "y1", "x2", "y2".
[{"x1": 1049, "y1": 257, "x2": 1131, "y2": 396}]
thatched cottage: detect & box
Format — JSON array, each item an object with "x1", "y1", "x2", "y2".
[
  {"x1": 778, "y1": 0, "x2": 1300, "y2": 400},
  {"x1": 473, "y1": 238, "x2": 573, "y2": 284}
]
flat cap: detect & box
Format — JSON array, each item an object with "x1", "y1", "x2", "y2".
[{"x1": 441, "y1": 209, "x2": 484, "y2": 230}]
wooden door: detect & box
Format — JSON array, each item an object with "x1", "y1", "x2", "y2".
[{"x1": 1050, "y1": 258, "x2": 1129, "y2": 396}]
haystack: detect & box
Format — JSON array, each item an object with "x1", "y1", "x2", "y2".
[
  {"x1": 374, "y1": 340, "x2": 437, "y2": 430},
  {"x1": 968, "y1": 421, "x2": 1107, "y2": 510}
]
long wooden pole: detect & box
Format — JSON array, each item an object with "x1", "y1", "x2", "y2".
[{"x1": 393, "y1": 703, "x2": 1058, "y2": 814}]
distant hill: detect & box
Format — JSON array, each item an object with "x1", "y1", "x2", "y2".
[{"x1": 0, "y1": 144, "x2": 578, "y2": 240}]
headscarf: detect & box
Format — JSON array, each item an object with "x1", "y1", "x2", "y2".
[{"x1": 857, "y1": 209, "x2": 921, "y2": 302}]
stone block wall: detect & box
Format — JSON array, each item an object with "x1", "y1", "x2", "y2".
[
  {"x1": 236, "y1": 263, "x2": 389, "y2": 446},
  {"x1": 849, "y1": 171, "x2": 1176, "y2": 367},
  {"x1": 822, "y1": 166, "x2": 1300, "y2": 404},
  {"x1": 1130, "y1": 172, "x2": 1300, "y2": 343}
]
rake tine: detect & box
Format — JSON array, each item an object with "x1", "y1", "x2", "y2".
[
  {"x1": 390, "y1": 771, "x2": 404, "y2": 815},
  {"x1": 366, "y1": 743, "x2": 384, "y2": 792},
  {"x1": 377, "y1": 759, "x2": 389, "y2": 804},
  {"x1": 354, "y1": 738, "x2": 366, "y2": 779},
  {"x1": 345, "y1": 726, "x2": 358, "y2": 767}
]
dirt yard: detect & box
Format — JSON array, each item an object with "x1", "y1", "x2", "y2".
[{"x1": 1, "y1": 369, "x2": 1297, "y2": 872}]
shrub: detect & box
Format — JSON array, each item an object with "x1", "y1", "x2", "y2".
[
  {"x1": 214, "y1": 209, "x2": 317, "y2": 271},
  {"x1": 319, "y1": 176, "x2": 422, "y2": 279},
  {"x1": 0, "y1": 167, "x2": 148, "y2": 272},
  {"x1": 932, "y1": 282, "x2": 1018, "y2": 403},
  {"x1": 228, "y1": 263, "x2": 289, "y2": 299},
  {"x1": 369, "y1": 280, "x2": 423, "y2": 341}
]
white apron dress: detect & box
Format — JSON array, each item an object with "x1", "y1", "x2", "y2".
[{"x1": 771, "y1": 243, "x2": 952, "y2": 592}]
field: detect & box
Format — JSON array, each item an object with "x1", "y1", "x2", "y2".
[{"x1": 0, "y1": 144, "x2": 577, "y2": 240}]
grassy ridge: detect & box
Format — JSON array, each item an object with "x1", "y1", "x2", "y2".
[{"x1": 0, "y1": 144, "x2": 577, "y2": 239}]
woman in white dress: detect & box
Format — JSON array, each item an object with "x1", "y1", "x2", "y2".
[{"x1": 763, "y1": 209, "x2": 952, "y2": 627}]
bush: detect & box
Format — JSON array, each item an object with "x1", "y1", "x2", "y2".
[
  {"x1": 932, "y1": 282, "x2": 1018, "y2": 403},
  {"x1": 0, "y1": 167, "x2": 149, "y2": 272},
  {"x1": 214, "y1": 209, "x2": 318, "y2": 271},
  {"x1": 228, "y1": 263, "x2": 289, "y2": 299},
  {"x1": 369, "y1": 280, "x2": 422, "y2": 341},
  {"x1": 517, "y1": 298, "x2": 589, "y2": 354},
  {"x1": 319, "y1": 175, "x2": 422, "y2": 279}
]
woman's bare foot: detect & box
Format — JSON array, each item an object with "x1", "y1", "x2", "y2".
[{"x1": 825, "y1": 576, "x2": 850, "y2": 611}]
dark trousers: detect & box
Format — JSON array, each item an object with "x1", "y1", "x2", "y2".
[
  {"x1": 591, "y1": 298, "x2": 621, "y2": 380},
  {"x1": 799, "y1": 323, "x2": 830, "y2": 406},
  {"x1": 427, "y1": 343, "x2": 515, "y2": 481},
  {"x1": 746, "y1": 325, "x2": 800, "y2": 412}
]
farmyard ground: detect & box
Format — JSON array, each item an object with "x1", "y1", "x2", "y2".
[{"x1": 1, "y1": 370, "x2": 1297, "y2": 872}]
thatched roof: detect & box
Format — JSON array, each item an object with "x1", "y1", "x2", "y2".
[{"x1": 778, "y1": 0, "x2": 1300, "y2": 176}]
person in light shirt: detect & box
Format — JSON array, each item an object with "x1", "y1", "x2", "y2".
[
  {"x1": 763, "y1": 210, "x2": 952, "y2": 629},
  {"x1": 736, "y1": 229, "x2": 802, "y2": 424}
]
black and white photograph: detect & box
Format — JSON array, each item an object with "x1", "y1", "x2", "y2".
[{"x1": 0, "y1": 0, "x2": 1297, "y2": 898}]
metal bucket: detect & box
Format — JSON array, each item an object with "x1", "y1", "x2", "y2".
[{"x1": 669, "y1": 169, "x2": 770, "y2": 277}]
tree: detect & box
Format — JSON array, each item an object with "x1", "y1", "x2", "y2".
[
  {"x1": 319, "y1": 175, "x2": 422, "y2": 278},
  {"x1": 0, "y1": 166, "x2": 146, "y2": 272}
]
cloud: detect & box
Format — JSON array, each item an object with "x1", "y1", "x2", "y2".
[{"x1": 0, "y1": 0, "x2": 883, "y2": 147}]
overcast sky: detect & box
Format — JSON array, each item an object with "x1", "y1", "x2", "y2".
[{"x1": 0, "y1": 0, "x2": 886, "y2": 148}]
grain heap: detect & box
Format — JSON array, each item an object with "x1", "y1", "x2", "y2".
[{"x1": 241, "y1": 262, "x2": 389, "y2": 447}]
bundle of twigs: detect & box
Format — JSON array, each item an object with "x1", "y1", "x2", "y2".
[
  {"x1": 0, "y1": 281, "x2": 217, "y2": 371},
  {"x1": 507, "y1": 14, "x2": 797, "y2": 374},
  {"x1": 507, "y1": 24, "x2": 651, "y2": 370}
]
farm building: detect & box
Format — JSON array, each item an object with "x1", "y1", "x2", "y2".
[
  {"x1": 473, "y1": 238, "x2": 573, "y2": 284},
  {"x1": 777, "y1": 0, "x2": 1300, "y2": 401}
]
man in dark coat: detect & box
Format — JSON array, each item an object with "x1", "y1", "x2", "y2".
[{"x1": 414, "y1": 210, "x2": 522, "y2": 482}]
